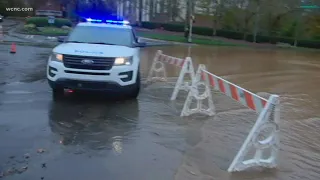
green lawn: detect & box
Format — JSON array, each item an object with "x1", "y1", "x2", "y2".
[{"x1": 136, "y1": 31, "x2": 244, "y2": 46}]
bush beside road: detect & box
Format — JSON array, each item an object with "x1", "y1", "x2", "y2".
[
  {"x1": 134, "y1": 22, "x2": 320, "y2": 49},
  {"x1": 22, "y1": 25, "x2": 70, "y2": 36},
  {"x1": 26, "y1": 17, "x2": 72, "y2": 28},
  {"x1": 18, "y1": 17, "x2": 71, "y2": 36},
  {"x1": 136, "y1": 30, "x2": 242, "y2": 46}
]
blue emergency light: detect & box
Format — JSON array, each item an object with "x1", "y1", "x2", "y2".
[
  {"x1": 85, "y1": 18, "x2": 129, "y2": 25},
  {"x1": 86, "y1": 18, "x2": 102, "y2": 22}
]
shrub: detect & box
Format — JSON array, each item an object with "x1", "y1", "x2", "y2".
[
  {"x1": 23, "y1": 23, "x2": 36, "y2": 31},
  {"x1": 26, "y1": 17, "x2": 72, "y2": 28},
  {"x1": 137, "y1": 21, "x2": 320, "y2": 49}
]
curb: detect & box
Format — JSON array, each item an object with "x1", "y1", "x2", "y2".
[
  {"x1": 0, "y1": 41, "x2": 58, "y2": 48},
  {"x1": 139, "y1": 37, "x2": 198, "y2": 46}
]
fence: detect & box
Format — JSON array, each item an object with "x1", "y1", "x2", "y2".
[{"x1": 147, "y1": 50, "x2": 280, "y2": 172}]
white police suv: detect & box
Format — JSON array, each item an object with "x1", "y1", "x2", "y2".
[{"x1": 47, "y1": 19, "x2": 146, "y2": 99}]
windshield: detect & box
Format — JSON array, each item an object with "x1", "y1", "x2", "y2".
[{"x1": 67, "y1": 25, "x2": 133, "y2": 47}]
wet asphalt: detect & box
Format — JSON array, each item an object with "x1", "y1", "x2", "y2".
[
  {"x1": 0, "y1": 44, "x2": 204, "y2": 180},
  {"x1": 1, "y1": 37, "x2": 320, "y2": 180}
]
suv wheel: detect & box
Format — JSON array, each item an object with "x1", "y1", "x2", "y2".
[
  {"x1": 128, "y1": 71, "x2": 140, "y2": 99},
  {"x1": 52, "y1": 88, "x2": 64, "y2": 101}
]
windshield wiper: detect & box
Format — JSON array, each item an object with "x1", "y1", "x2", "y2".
[{"x1": 87, "y1": 42, "x2": 116, "y2": 45}]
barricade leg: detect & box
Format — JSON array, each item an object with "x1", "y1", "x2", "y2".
[
  {"x1": 170, "y1": 57, "x2": 195, "y2": 100},
  {"x1": 227, "y1": 95, "x2": 280, "y2": 172},
  {"x1": 146, "y1": 50, "x2": 168, "y2": 83},
  {"x1": 180, "y1": 64, "x2": 215, "y2": 117}
]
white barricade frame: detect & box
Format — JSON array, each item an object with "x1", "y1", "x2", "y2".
[
  {"x1": 170, "y1": 57, "x2": 195, "y2": 100},
  {"x1": 228, "y1": 94, "x2": 280, "y2": 172},
  {"x1": 180, "y1": 64, "x2": 215, "y2": 116},
  {"x1": 146, "y1": 50, "x2": 168, "y2": 82},
  {"x1": 146, "y1": 52, "x2": 281, "y2": 172},
  {"x1": 184, "y1": 65, "x2": 281, "y2": 172},
  {"x1": 146, "y1": 50, "x2": 196, "y2": 101}
]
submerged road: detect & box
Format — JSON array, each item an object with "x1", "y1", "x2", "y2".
[{"x1": 0, "y1": 44, "x2": 319, "y2": 180}]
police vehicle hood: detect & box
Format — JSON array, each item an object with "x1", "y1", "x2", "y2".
[{"x1": 53, "y1": 43, "x2": 136, "y2": 57}]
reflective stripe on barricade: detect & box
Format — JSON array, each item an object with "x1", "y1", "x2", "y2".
[
  {"x1": 201, "y1": 70, "x2": 268, "y2": 114},
  {"x1": 189, "y1": 64, "x2": 280, "y2": 172}
]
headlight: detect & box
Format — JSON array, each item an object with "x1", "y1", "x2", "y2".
[
  {"x1": 51, "y1": 53, "x2": 63, "y2": 62},
  {"x1": 114, "y1": 57, "x2": 132, "y2": 65}
]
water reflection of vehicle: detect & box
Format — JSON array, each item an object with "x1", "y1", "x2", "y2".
[{"x1": 48, "y1": 96, "x2": 139, "y2": 152}]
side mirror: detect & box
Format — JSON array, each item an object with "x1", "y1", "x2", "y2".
[
  {"x1": 136, "y1": 37, "x2": 143, "y2": 43},
  {"x1": 135, "y1": 42, "x2": 147, "y2": 48},
  {"x1": 57, "y1": 36, "x2": 65, "y2": 42}
]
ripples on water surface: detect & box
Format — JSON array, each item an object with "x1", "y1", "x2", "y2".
[{"x1": 140, "y1": 46, "x2": 320, "y2": 180}]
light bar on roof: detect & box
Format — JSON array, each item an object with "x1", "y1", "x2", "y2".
[
  {"x1": 86, "y1": 18, "x2": 102, "y2": 22},
  {"x1": 105, "y1": 20, "x2": 130, "y2": 24},
  {"x1": 84, "y1": 17, "x2": 130, "y2": 25}
]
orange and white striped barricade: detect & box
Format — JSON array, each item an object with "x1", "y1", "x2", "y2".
[
  {"x1": 146, "y1": 50, "x2": 196, "y2": 101},
  {"x1": 181, "y1": 64, "x2": 215, "y2": 116},
  {"x1": 183, "y1": 64, "x2": 280, "y2": 172}
]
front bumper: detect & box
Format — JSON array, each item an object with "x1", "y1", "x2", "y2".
[
  {"x1": 47, "y1": 60, "x2": 138, "y2": 92},
  {"x1": 48, "y1": 78, "x2": 136, "y2": 92}
]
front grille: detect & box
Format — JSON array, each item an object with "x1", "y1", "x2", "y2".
[{"x1": 63, "y1": 54, "x2": 115, "y2": 70}]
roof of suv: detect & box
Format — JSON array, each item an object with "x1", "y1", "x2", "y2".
[{"x1": 77, "y1": 22, "x2": 132, "y2": 30}]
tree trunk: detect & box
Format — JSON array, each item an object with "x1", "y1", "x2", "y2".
[
  {"x1": 212, "y1": 18, "x2": 217, "y2": 36},
  {"x1": 168, "y1": 0, "x2": 172, "y2": 21},
  {"x1": 138, "y1": 0, "x2": 143, "y2": 25},
  {"x1": 171, "y1": 0, "x2": 178, "y2": 21},
  {"x1": 149, "y1": 0, "x2": 154, "y2": 20},
  {"x1": 133, "y1": 0, "x2": 137, "y2": 22},
  {"x1": 160, "y1": 0, "x2": 165, "y2": 13},
  {"x1": 253, "y1": 5, "x2": 260, "y2": 43}
]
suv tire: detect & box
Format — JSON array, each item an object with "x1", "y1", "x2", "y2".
[
  {"x1": 52, "y1": 87, "x2": 64, "y2": 101},
  {"x1": 128, "y1": 71, "x2": 140, "y2": 99}
]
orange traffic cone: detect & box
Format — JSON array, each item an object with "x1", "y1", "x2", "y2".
[{"x1": 10, "y1": 43, "x2": 16, "y2": 54}]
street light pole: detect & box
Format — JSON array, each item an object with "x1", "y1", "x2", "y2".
[{"x1": 188, "y1": 15, "x2": 193, "y2": 43}]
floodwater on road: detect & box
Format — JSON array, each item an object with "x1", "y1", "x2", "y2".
[{"x1": 0, "y1": 44, "x2": 319, "y2": 180}]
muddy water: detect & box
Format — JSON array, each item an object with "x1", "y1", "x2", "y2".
[{"x1": 140, "y1": 46, "x2": 320, "y2": 180}]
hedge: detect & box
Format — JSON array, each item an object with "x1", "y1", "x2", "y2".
[
  {"x1": 137, "y1": 22, "x2": 320, "y2": 49},
  {"x1": 26, "y1": 17, "x2": 72, "y2": 28}
]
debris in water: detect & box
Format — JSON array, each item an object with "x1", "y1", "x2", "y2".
[
  {"x1": 37, "y1": 149, "x2": 46, "y2": 153},
  {"x1": 9, "y1": 156, "x2": 15, "y2": 159},
  {"x1": 42, "y1": 163, "x2": 46, "y2": 168},
  {"x1": 24, "y1": 153, "x2": 30, "y2": 159},
  {"x1": 41, "y1": 177, "x2": 44, "y2": 180},
  {"x1": 187, "y1": 169, "x2": 197, "y2": 176},
  {"x1": 3, "y1": 168, "x2": 16, "y2": 176},
  {"x1": 152, "y1": 132, "x2": 160, "y2": 136},
  {"x1": 17, "y1": 166, "x2": 28, "y2": 174}
]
